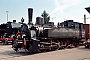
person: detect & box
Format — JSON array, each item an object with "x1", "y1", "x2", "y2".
[
  {"x1": 16, "y1": 30, "x2": 22, "y2": 39},
  {"x1": 3, "y1": 33, "x2": 7, "y2": 38}
]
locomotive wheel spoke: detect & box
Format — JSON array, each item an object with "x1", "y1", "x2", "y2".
[
  {"x1": 52, "y1": 39, "x2": 60, "y2": 51},
  {"x1": 52, "y1": 45, "x2": 60, "y2": 51},
  {"x1": 38, "y1": 44, "x2": 46, "y2": 52},
  {"x1": 55, "y1": 44, "x2": 60, "y2": 50}
]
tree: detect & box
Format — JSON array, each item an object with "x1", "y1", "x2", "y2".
[{"x1": 41, "y1": 10, "x2": 50, "y2": 24}]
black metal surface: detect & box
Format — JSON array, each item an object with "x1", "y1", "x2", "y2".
[{"x1": 28, "y1": 8, "x2": 33, "y2": 24}]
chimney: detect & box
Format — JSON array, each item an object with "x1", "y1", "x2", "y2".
[
  {"x1": 28, "y1": 8, "x2": 33, "y2": 24},
  {"x1": 84, "y1": 14, "x2": 86, "y2": 24},
  {"x1": 13, "y1": 20, "x2": 16, "y2": 23}
]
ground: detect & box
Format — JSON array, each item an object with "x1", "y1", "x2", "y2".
[{"x1": 0, "y1": 44, "x2": 90, "y2": 60}]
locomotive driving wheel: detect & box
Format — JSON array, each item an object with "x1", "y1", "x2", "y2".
[
  {"x1": 38, "y1": 44, "x2": 46, "y2": 53},
  {"x1": 51, "y1": 39, "x2": 60, "y2": 51}
]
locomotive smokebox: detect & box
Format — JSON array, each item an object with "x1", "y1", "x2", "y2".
[{"x1": 28, "y1": 8, "x2": 33, "y2": 24}]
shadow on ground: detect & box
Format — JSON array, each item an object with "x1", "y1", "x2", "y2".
[
  {"x1": 77, "y1": 46, "x2": 90, "y2": 51},
  {"x1": 0, "y1": 50, "x2": 40, "y2": 57}
]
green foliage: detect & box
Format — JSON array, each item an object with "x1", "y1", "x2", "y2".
[{"x1": 41, "y1": 10, "x2": 50, "y2": 24}]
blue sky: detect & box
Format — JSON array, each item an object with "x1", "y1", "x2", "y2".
[{"x1": 0, "y1": 0, "x2": 90, "y2": 25}]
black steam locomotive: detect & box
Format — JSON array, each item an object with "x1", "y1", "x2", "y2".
[
  {"x1": 11, "y1": 21, "x2": 85, "y2": 52},
  {"x1": 10, "y1": 8, "x2": 85, "y2": 53},
  {"x1": 0, "y1": 21, "x2": 22, "y2": 44}
]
